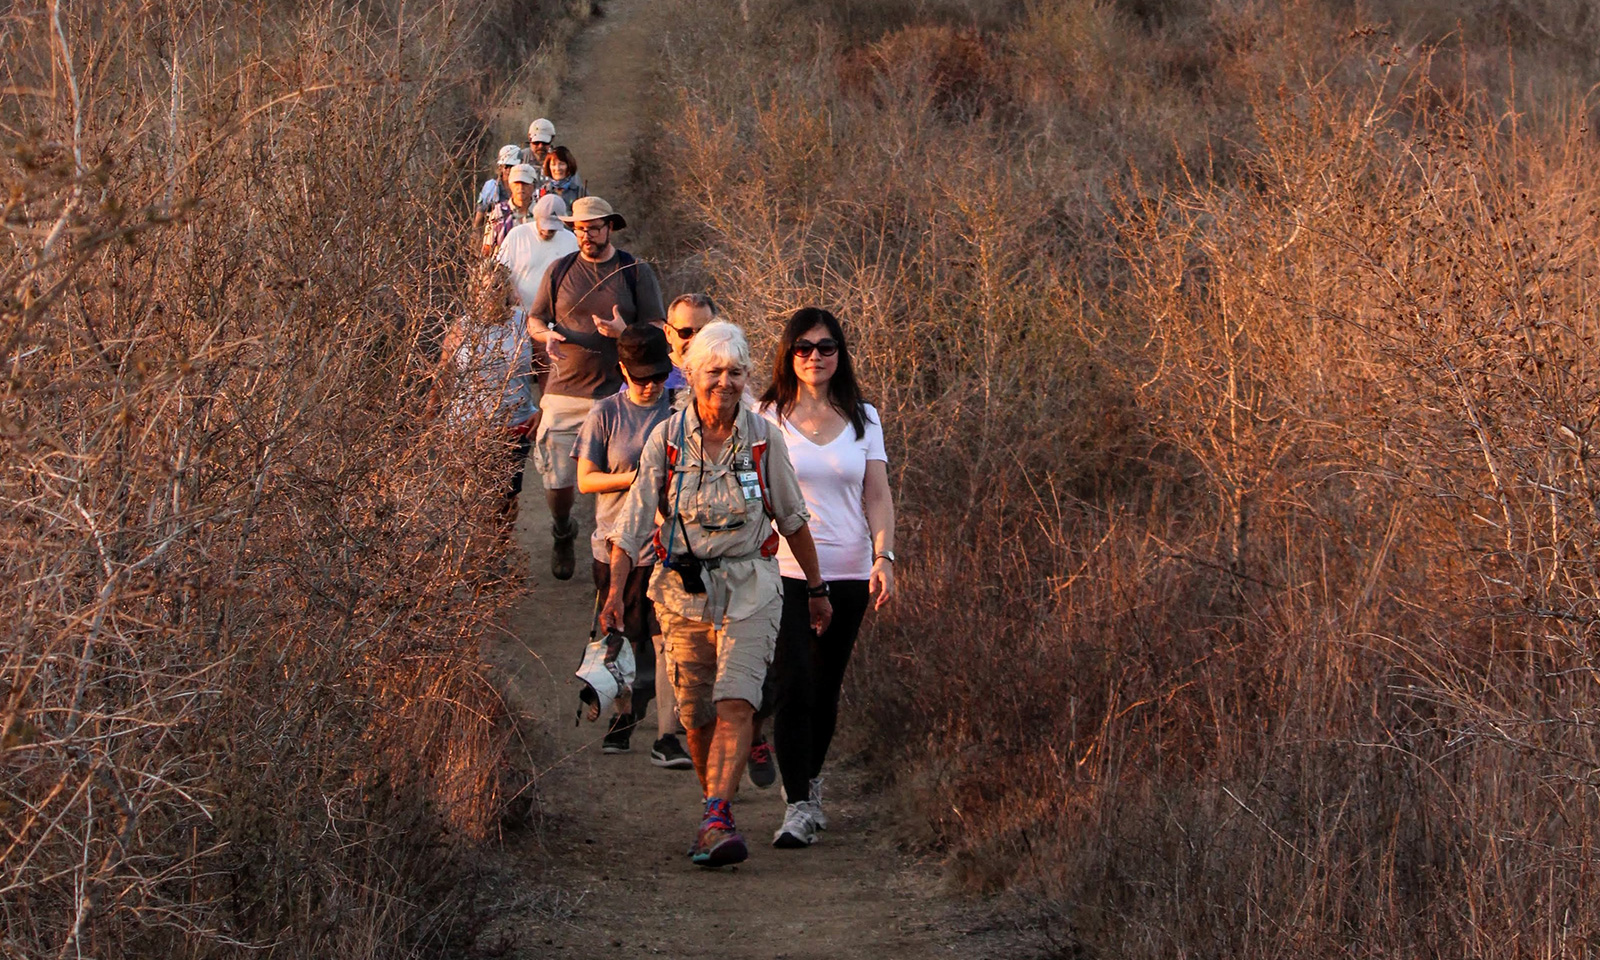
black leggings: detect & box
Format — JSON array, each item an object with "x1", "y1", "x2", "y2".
[
  {"x1": 768, "y1": 577, "x2": 870, "y2": 801},
  {"x1": 591, "y1": 559, "x2": 658, "y2": 715}
]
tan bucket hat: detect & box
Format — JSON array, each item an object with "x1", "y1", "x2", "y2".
[{"x1": 559, "y1": 195, "x2": 627, "y2": 230}]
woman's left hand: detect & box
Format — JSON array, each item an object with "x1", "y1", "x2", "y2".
[
  {"x1": 869, "y1": 557, "x2": 895, "y2": 610},
  {"x1": 808, "y1": 596, "x2": 833, "y2": 635}
]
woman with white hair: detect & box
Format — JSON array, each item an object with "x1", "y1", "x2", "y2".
[{"x1": 603, "y1": 320, "x2": 832, "y2": 868}]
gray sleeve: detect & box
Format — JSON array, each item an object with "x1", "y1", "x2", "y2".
[
  {"x1": 631, "y1": 261, "x2": 666, "y2": 325},
  {"x1": 574, "y1": 404, "x2": 608, "y2": 466},
  {"x1": 761, "y1": 427, "x2": 810, "y2": 537},
  {"x1": 614, "y1": 419, "x2": 671, "y2": 558}
]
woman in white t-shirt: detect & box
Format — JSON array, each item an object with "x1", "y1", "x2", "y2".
[{"x1": 759, "y1": 306, "x2": 896, "y2": 850}]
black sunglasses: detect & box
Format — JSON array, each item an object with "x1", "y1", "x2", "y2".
[
  {"x1": 668, "y1": 324, "x2": 698, "y2": 340},
  {"x1": 629, "y1": 369, "x2": 671, "y2": 385},
  {"x1": 793, "y1": 338, "x2": 839, "y2": 358}
]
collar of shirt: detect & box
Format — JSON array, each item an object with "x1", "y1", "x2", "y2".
[{"x1": 683, "y1": 401, "x2": 755, "y2": 465}]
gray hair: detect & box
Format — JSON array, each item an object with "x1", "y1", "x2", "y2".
[
  {"x1": 681, "y1": 319, "x2": 750, "y2": 383},
  {"x1": 668, "y1": 292, "x2": 719, "y2": 317}
]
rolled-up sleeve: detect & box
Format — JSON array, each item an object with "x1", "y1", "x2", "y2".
[
  {"x1": 613, "y1": 419, "x2": 670, "y2": 559},
  {"x1": 761, "y1": 427, "x2": 809, "y2": 537}
]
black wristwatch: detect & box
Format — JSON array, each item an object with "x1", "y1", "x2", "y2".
[{"x1": 806, "y1": 581, "x2": 831, "y2": 598}]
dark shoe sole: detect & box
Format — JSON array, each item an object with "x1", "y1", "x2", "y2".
[
  {"x1": 692, "y1": 833, "x2": 748, "y2": 867},
  {"x1": 748, "y1": 766, "x2": 776, "y2": 788},
  {"x1": 772, "y1": 830, "x2": 814, "y2": 849}
]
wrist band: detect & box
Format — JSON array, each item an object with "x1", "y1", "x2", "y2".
[{"x1": 807, "y1": 581, "x2": 830, "y2": 598}]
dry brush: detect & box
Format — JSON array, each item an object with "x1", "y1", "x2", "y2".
[{"x1": 1, "y1": 0, "x2": 571, "y2": 956}]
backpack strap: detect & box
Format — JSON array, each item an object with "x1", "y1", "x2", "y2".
[
  {"x1": 743, "y1": 414, "x2": 781, "y2": 558},
  {"x1": 614, "y1": 249, "x2": 640, "y2": 307},
  {"x1": 650, "y1": 411, "x2": 689, "y2": 564},
  {"x1": 546, "y1": 250, "x2": 583, "y2": 314}
]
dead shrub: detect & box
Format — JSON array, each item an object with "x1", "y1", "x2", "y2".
[
  {"x1": 0, "y1": 0, "x2": 575, "y2": 956},
  {"x1": 645, "y1": 0, "x2": 1600, "y2": 955}
]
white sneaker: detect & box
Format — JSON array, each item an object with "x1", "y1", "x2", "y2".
[
  {"x1": 807, "y1": 777, "x2": 828, "y2": 830},
  {"x1": 772, "y1": 802, "x2": 819, "y2": 848}
]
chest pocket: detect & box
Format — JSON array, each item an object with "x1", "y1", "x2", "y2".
[{"x1": 679, "y1": 464, "x2": 754, "y2": 532}]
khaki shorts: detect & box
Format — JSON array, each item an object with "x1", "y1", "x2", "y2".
[
  {"x1": 656, "y1": 599, "x2": 781, "y2": 730},
  {"x1": 532, "y1": 394, "x2": 591, "y2": 490}
]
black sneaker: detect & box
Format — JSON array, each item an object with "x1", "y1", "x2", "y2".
[
  {"x1": 602, "y1": 713, "x2": 634, "y2": 754},
  {"x1": 747, "y1": 737, "x2": 776, "y2": 788},
  {"x1": 650, "y1": 734, "x2": 694, "y2": 769}
]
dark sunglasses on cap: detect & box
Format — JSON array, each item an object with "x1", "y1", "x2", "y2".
[{"x1": 793, "y1": 338, "x2": 839, "y2": 358}]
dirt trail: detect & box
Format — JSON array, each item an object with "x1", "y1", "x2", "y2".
[{"x1": 476, "y1": 3, "x2": 976, "y2": 958}]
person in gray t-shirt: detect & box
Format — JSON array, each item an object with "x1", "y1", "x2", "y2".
[
  {"x1": 574, "y1": 325, "x2": 687, "y2": 763},
  {"x1": 525, "y1": 195, "x2": 666, "y2": 582}
]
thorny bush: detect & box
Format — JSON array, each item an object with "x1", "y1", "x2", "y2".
[
  {"x1": 1, "y1": 0, "x2": 571, "y2": 956},
  {"x1": 646, "y1": 0, "x2": 1600, "y2": 956}
]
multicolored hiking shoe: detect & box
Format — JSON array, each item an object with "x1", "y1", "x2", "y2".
[{"x1": 690, "y1": 798, "x2": 747, "y2": 868}]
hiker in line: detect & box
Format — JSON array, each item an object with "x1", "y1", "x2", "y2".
[
  {"x1": 497, "y1": 194, "x2": 578, "y2": 311},
  {"x1": 539, "y1": 145, "x2": 587, "y2": 209},
  {"x1": 633, "y1": 293, "x2": 718, "y2": 767},
  {"x1": 603, "y1": 320, "x2": 834, "y2": 869},
  {"x1": 574, "y1": 325, "x2": 691, "y2": 766},
  {"x1": 658, "y1": 293, "x2": 718, "y2": 391},
  {"x1": 428, "y1": 262, "x2": 538, "y2": 534},
  {"x1": 759, "y1": 307, "x2": 896, "y2": 849},
  {"x1": 526, "y1": 196, "x2": 666, "y2": 581},
  {"x1": 473, "y1": 144, "x2": 522, "y2": 244},
  {"x1": 481, "y1": 164, "x2": 541, "y2": 258},
  {"x1": 523, "y1": 118, "x2": 555, "y2": 176}
]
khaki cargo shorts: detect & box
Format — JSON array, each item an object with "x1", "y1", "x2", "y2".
[
  {"x1": 532, "y1": 394, "x2": 591, "y2": 490},
  {"x1": 656, "y1": 599, "x2": 781, "y2": 730}
]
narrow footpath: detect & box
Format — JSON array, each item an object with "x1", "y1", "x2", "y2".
[{"x1": 475, "y1": 2, "x2": 983, "y2": 958}]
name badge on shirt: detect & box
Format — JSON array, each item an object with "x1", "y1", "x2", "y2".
[{"x1": 737, "y1": 470, "x2": 762, "y2": 502}]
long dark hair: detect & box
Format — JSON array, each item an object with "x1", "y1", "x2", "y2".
[{"x1": 761, "y1": 307, "x2": 869, "y2": 439}]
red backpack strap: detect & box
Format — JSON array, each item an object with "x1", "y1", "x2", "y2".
[{"x1": 750, "y1": 434, "x2": 781, "y2": 558}]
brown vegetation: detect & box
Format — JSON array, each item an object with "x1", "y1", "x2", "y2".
[
  {"x1": 1, "y1": 0, "x2": 580, "y2": 956},
  {"x1": 645, "y1": 0, "x2": 1600, "y2": 954}
]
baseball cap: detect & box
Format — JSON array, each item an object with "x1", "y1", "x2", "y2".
[
  {"x1": 528, "y1": 118, "x2": 555, "y2": 144},
  {"x1": 509, "y1": 163, "x2": 539, "y2": 185},
  {"x1": 618, "y1": 324, "x2": 672, "y2": 381},
  {"x1": 496, "y1": 144, "x2": 521, "y2": 166},
  {"x1": 533, "y1": 194, "x2": 567, "y2": 230}
]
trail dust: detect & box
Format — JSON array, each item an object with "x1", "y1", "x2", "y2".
[{"x1": 475, "y1": 2, "x2": 983, "y2": 958}]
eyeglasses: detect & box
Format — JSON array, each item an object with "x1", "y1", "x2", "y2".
[
  {"x1": 793, "y1": 338, "x2": 839, "y2": 358},
  {"x1": 571, "y1": 222, "x2": 610, "y2": 235},
  {"x1": 629, "y1": 370, "x2": 670, "y2": 385},
  {"x1": 668, "y1": 325, "x2": 699, "y2": 340}
]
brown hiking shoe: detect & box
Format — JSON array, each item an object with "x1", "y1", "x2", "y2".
[{"x1": 551, "y1": 519, "x2": 577, "y2": 580}]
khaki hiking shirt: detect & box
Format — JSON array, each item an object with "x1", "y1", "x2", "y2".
[{"x1": 615, "y1": 402, "x2": 809, "y2": 627}]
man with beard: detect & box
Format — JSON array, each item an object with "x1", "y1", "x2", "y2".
[{"x1": 527, "y1": 196, "x2": 666, "y2": 580}]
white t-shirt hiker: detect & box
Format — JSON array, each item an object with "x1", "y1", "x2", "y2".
[
  {"x1": 766, "y1": 403, "x2": 887, "y2": 582},
  {"x1": 496, "y1": 221, "x2": 579, "y2": 310}
]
